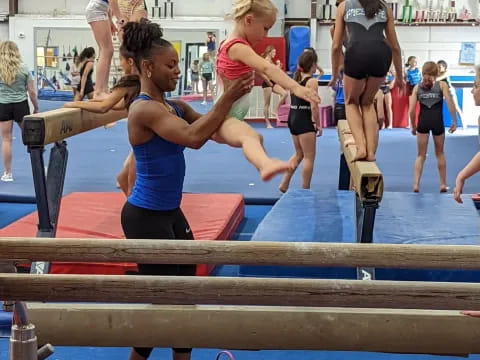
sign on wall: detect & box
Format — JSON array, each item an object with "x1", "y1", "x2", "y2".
[{"x1": 459, "y1": 42, "x2": 476, "y2": 65}]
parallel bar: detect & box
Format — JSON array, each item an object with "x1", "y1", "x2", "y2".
[
  {"x1": 337, "y1": 120, "x2": 383, "y2": 202},
  {"x1": 26, "y1": 303, "x2": 480, "y2": 354},
  {"x1": 3, "y1": 274, "x2": 480, "y2": 310},
  {"x1": 22, "y1": 108, "x2": 126, "y2": 146},
  {"x1": 2, "y1": 238, "x2": 480, "y2": 269}
]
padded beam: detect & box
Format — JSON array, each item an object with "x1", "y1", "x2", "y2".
[
  {"x1": 3, "y1": 274, "x2": 480, "y2": 310},
  {"x1": 337, "y1": 120, "x2": 383, "y2": 202},
  {"x1": 26, "y1": 303, "x2": 480, "y2": 355},
  {"x1": 3, "y1": 237, "x2": 480, "y2": 269},
  {"x1": 22, "y1": 108, "x2": 126, "y2": 146}
]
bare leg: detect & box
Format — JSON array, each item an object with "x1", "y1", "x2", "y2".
[
  {"x1": 361, "y1": 76, "x2": 385, "y2": 161},
  {"x1": 273, "y1": 84, "x2": 288, "y2": 117},
  {"x1": 374, "y1": 90, "x2": 385, "y2": 129},
  {"x1": 343, "y1": 75, "x2": 367, "y2": 161},
  {"x1": 202, "y1": 78, "x2": 208, "y2": 103},
  {"x1": 298, "y1": 132, "x2": 317, "y2": 189},
  {"x1": 278, "y1": 135, "x2": 303, "y2": 192},
  {"x1": 413, "y1": 133, "x2": 429, "y2": 192},
  {"x1": 213, "y1": 117, "x2": 290, "y2": 181},
  {"x1": 89, "y1": 20, "x2": 114, "y2": 98},
  {"x1": 263, "y1": 86, "x2": 274, "y2": 128},
  {"x1": 432, "y1": 133, "x2": 447, "y2": 192},
  {"x1": 384, "y1": 92, "x2": 393, "y2": 128},
  {"x1": 0, "y1": 120, "x2": 14, "y2": 174}
]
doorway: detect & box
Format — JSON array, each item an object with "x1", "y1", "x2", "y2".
[{"x1": 185, "y1": 42, "x2": 208, "y2": 93}]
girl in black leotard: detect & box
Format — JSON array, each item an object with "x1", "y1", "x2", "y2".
[
  {"x1": 74, "y1": 47, "x2": 96, "y2": 101},
  {"x1": 331, "y1": 0, "x2": 404, "y2": 161},
  {"x1": 409, "y1": 61, "x2": 457, "y2": 193},
  {"x1": 278, "y1": 50, "x2": 321, "y2": 193}
]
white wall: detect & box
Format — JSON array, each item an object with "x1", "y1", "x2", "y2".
[
  {"x1": 0, "y1": 23, "x2": 8, "y2": 41},
  {"x1": 285, "y1": 0, "x2": 310, "y2": 18}
]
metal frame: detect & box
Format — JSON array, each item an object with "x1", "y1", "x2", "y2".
[{"x1": 338, "y1": 153, "x2": 379, "y2": 280}]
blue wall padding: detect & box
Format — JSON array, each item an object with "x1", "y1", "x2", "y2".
[
  {"x1": 239, "y1": 190, "x2": 480, "y2": 281},
  {"x1": 287, "y1": 26, "x2": 310, "y2": 73},
  {"x1": 442, "y1": 88, "x2": 463, "y2": 127}
]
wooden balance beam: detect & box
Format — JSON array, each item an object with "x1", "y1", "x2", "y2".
[
  {"x1": 25, "y1": 303, "x2": 480, "y2": 355},
  {"x1": 337, "y1": 120, "x2": 383, "y2": 203},
  {"x1": 22, "y1": 107, "x2": 127, "y2": 146},
  {"x1": 2, "y1": 237, "x2": 480, "y2": 270},
  {"x1": 3, "y1": 273, "x2": 480, "y2": 310}
]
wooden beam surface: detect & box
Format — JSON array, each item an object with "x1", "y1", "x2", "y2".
[
  {"x1": 22, "y1": 108, "x2": 126, "y2": 146},
  {"x1": 3, "y1": 274, "x2": 480, "y2": 310},
  {"x1": 3, "y1": 237, "x2": 480, "y2": 269},
  {"x1": 337, "y1": 120, "x2": 383, "y2": 202},
  {"x1": 26, "y1": 303, "x2": 480, "y2": 355}
]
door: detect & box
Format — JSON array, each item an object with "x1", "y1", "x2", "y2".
[{"x1": 185, "y1": 43, "x2": 208, "y2": 93}]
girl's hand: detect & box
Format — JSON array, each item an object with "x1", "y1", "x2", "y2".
[
  {"x1": 448, "y1": 122, "x2": 457, "y2": 133},
  {"x1": 316, "y1": 128, "x2": 323, "y2": 137},
  {"x1": 453, "y1": 176, "x2": 465, "y2": 203},
  {"x1": 394, "y1": 77, "x2": 406, "y2": 93},
  {"x1": 292, "y1": 85, "x2": 321, "y2": 104},
  {"x1": 328, "y1": 77, "x2": 338, "y2": 88},
  {"x1": 411, "y1": 126, "x2": 417, "y2": 136}
]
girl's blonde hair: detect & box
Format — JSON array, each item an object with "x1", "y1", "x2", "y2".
[
  {"x1": 262, "y1": 45, "x2": 275, "y2": 58},
  {"x1": 0, "y1": 41, "x2": 23, "y2": 86},
  {"x1": 231, "y1": 0, "x2": 278, "y2": 21}
]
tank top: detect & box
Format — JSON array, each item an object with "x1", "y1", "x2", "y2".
[
  {"x1": 128, "y1": 94, "x2": 186, "y2": 211},
  {"x1": 79, "y1": 61, "x2": 94, "y2": 90},
  {"x1": 216, "y1": 38, "x2": 253, "y2": 80},
  {"x1": 343, "y1": 0, "x2": 387, "y2": 43},
  {"x1": 417, "y1": 82, "x2": 443, "y2": 120},
  {"x1": 289, "y1": 77, "x2": 312, "y2": 120},
  {"x1": 406, "y1": 68, "x2": 421, "y2": 86}
]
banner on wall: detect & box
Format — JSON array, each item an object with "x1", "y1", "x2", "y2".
[{"x1": 459, "y1": 42, "x2": 476, "y2": 65}]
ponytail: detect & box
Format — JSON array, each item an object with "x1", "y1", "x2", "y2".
[{"x1": 358, "y1": 0, "x2": 386, "y2": 19}]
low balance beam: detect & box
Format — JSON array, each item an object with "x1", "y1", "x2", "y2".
[
  {"x1": 337, "y1": 120, "x2": 383, "y2": 202},
  {"x1": 22, "y1": 108, "x2": 127, "y2": 146},
  {"x1": 26, "y1": 303, "x2": 480, "y2": 355},
  {"x1": 2, "y1": 238, "x2": 480, "y2": 270},
  {"x1": 3, "y1": 274, "x2": 480, "y2": 310}
]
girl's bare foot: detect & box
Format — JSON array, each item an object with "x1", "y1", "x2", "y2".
[
  {"x1": 278, "y1": 183, "x2": 288, "y2": 193},
  {"x1": 413, "y1": 185, "x2": 419, "y2": 193},
  {"x1": 352, "y1": 147, "x2": 367, "y2": 162},
  {"x1": 440, "y1": 186, "x2": 448, "y2": 193},
  {"x1": 260, "y1": 159, "x2": 290, "y2": 181},
  {"x1": 366, "y1": 153, "x2": 376, "y2": 162},
  {"x1": 344, "y1": 137, "x2": 356, "y2": 148}
]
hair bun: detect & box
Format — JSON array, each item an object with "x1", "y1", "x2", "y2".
[{"x1": 122, "y1": 20, "x2": 164, "y2": 54}]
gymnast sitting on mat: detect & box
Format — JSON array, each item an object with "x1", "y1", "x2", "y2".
[
  {"x1": 120, "y1": 20, "x2": 252, "y2": 360},
  {"x1": 211, "y1": 0, "x2": 320, "y2": 181}
]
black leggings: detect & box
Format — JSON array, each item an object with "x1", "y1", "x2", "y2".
[{"x1": 121, "y1": 202, "x2": 196, "y2": 358}]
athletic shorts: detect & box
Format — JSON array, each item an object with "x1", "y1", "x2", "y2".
[
  {"x1": 417, "y1": 115, "x2": 445, "y2": 136},
  {"x1": 0, "y1": 100, "x2": 30, "y2": 123},
  {"x1": 344, "y1": 40, "x2": 392, "y2": 80},
  {"x1": 380, "y1": 84, "x2": 391, "y2": 95},
  {"x1": 334, "y1": 103, "x2": 346, "y2": 124},
  {"x1": 121, "y1": 202, "x2": 196, "y2": 358},
  {"x1": 202, "y1": 73, "x2": 213, "y2": 82},
  {"x1": 288, "y1": 113, "x2": 316, "y2": 136},
  {"x1": 85, "y1": 0, "x2": 109, "y2": 23}
]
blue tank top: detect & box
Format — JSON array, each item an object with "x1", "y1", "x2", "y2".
[
  {"x1": 128, "y1": 94, "x2": 186, "y2": 211},
  {"x1": 406, "y1": 68, "x2": 421, "y2": 86}
]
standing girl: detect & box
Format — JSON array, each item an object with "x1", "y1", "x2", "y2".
[
  {"x1": 190, "y1": 59, "x2": 200, "y2": 94},
  {"x1": 437, "y1": 60, "x2": 465, "y2": 129},
  {"x1": 213, "y1": 0, "x2": 320, "y2": 181},
  {"x1": 409, "y1": 61, "x2": 457, "y2": 193},
  {"x1": 331, "y1": 0, "x2": 404, "y2": 161},
  {"x1": 74, "y1": 47, "x2": 96, "y2": 101},
  {"x1": 406, "y1": 56, "x2": 421, "y2": 102},
  {"x1": 278, "y1": 50, "x2": 321, "y2": 193},
  {"x1": 0, "y1": 41, "x2": 39, "y2": 182},
  {"x1": 200, "y1": 53, "x2": 214, "y2": 105},
  {"x1": 261, "y1": 45, "x2": 287, "y2": 128},
  {"x1": 85, "y1": 0, "x2": 124, "y2": 98}
]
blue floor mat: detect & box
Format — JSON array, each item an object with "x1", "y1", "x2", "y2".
[
  {"x1": 240, "y1": 190, "x2": 480, "y2": 280},
  {"x1": 0, "y1": 202, "x2": 36, "y2": 229},
  {"x1": 2, "y1": 100, "x2": 479, "y2": 200}
]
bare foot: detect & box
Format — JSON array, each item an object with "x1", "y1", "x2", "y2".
[
  {"x1": 265, "y1": 120, "x2": 274, "y2": 129},
  {"x1": 440, "y1": 186, "x2": 448, "y2": 193},
  {"x1": 366, "y1": 153, "x2": 376, "y2": 162},
  {"x1": 352, "y1": 148, "x2": 367, "y2": 162},
  {"x1": 278, "y1": 184, "x2": 288, "y2": 193},
  {"x1": 344, "y1": 137, "x2": 356, "y2": 148},
  {"x1": 413, "y1": 187, "x2": 419, "y2": 193},
  {"x1": 260, "y1": 159, "x2": 290, "y2": 181}
]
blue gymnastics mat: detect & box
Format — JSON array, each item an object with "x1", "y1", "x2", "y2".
[
  {"x1": 239, "y1": 190, "x2": 480, "y2": 281},
  {"x1": 0, "y1": 311, "x2": 12, "y2": 338}
]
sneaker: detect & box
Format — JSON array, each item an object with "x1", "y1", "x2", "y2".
[{"x1": 1, "y1": 172, "x2": 13, "y2": 182}]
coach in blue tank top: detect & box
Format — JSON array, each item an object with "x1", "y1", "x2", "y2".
[{"x1": 120, "y1": 20, "x2": 252, "y2": 360}]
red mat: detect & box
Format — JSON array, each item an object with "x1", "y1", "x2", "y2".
[{"x1": 1, "y1": 192, "x2": 244, "y2": 276}]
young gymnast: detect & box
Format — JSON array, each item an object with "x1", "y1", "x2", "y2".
[
  {"x1": 85, "y1": 0, "x2": 125, "y2": 98},
  {"x1": 74, "y1": 47, "x2": 96, "y2": 101},
  {"x1": 65, "y1": 45, "x2": 140, "y2": 195},
  {"x1": 331, "y1": 0, "x2": 404, "y2": 161},
  {"x1": 437, "y1": 60, "x2": 465, "y2": 129},
  {"x1": 278, "y1": 50, "x2": 321, "y2": 193},
  {"x1": 409, "y1": 61, "x2": 457, "y2": 193},
  {"x1": 214, "y1": 0, "x2": 320, "y2": 180}
]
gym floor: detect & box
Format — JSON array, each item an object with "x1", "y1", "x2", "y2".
[{"x1": 0, "y1": 99, "x2": 479, "y2": 359}]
